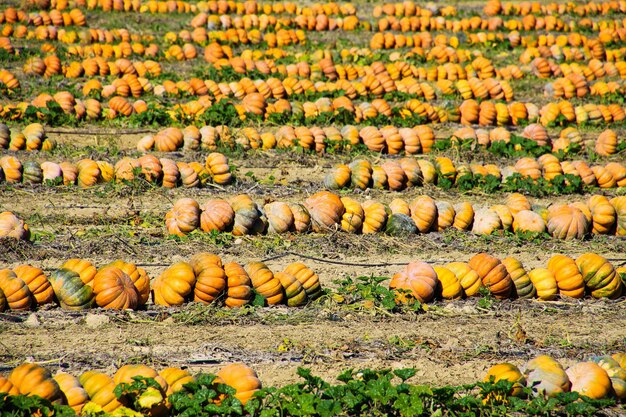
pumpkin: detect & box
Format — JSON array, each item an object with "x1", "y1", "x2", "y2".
[
  {"x1": 525, "y1": 355, "x2": 571, "y2": 398},
  {"x1": 152, "y1": 262, "x2": 196, "y2": 306},
  {"x1": 484, "y1": 363, "x2": 526, "y2": 398},
  {"x1": 92, "y1": 266, "x2": 140, "y2": 310},
  {"x1": 446, "y1": 262, "x2": 482, "y2": 297},
  {"x1": 399, "y1": 158, "x2": 422, "y2": 186},
  {"x1": 22, "y1": 161, "x2": 42, "y2": 184},
  {"x1": 595, "y1": 129, "x2": 618, "y2": 156},
  {"x1": 114, "y1": 364, "x2": 167, "y2": 392},
  {"x1": 501, "y1": 257, "x2": 535, "y2": 299},
  {"x1": 588, "y1": 195, "x2": 616, "y2": 235},
  {"x1": 13, "y1": 265, "x2": 53, "y2": 305},
  {"x1": 76, "y1": 159, "x2": 100, "y2": 188},
  {"x1": 371, "y1": 166, "x2": 388, "y2": 189},
  {"x1": 107, "y1": 260, "x2": 150, "y2": 306},
  {"x1": 512, "y1": 210, "x2": 546, "y2": 234},
  {"x1": 389, "y1": 199, "x2": 410, "y2": 216},
  {"x1": 216, "y1": 363, "x2": 261, "y2": 405},
  {"x1": 231, "y1": 195, "x2": 265, "y2": 236},
  {"x1": 434, "y1": 266, "x2": 464, "y2": 300},
  {"x1": 348, "y1": 160, "x2": 372, "y2": 190},
  {"x1": 324, "y1": 164, "x2": 351, "y2": 190},
  {"x1": 566, "y1": 363, "x2": 612, "y2": 400},
  {"x1": 0, "y1": 156, "x2": 22, "y2": 183},
  {"x1": 283, "y1": 263, "x2": 321, "y2": 300},
  {"x1": 224, "y1": 262, "x2": 252, "y2": 308},
  {"x1": 54, "y1": 373, "x2": 89, "y2": 413},
  {"x1": 160, "y1": 158, "x2": 180, "y2": 188},
  {"x1": 576, "y1": 253, "x2": 623, "y2": 299},
  {"x1": 0, "y1": 376, "x2": 19, "y2": 395},
  {"x1": 546, "y1": 205, "x2": 590, "y2": 240},
  {"x1": 206, "y1": 152, "x2": 232, "y2": 185},
  {"x1": 385, "y1": 213, "x2": 417, "y2": 236},
  {"x1": 547, "y1": 255, "x2": 584, "y2": 299},
  {"x1": 452, "y1": 202, "x2": 474, "y2": 231},
  {"x1": 340, "y1": 197, "x2": 364, "y2": 233},
  {"x1": 304, "y1": 191, "x2": 345, "y2": 232},
  {"x1": 288, "y1": 203, "x2": 311, "y2": 233},
  {"x1": 589, "y1": 356, "x2": 626, "y2": 400},
  {"x1": 491, "y1": 204, "x2": 513, "y2": 231},
  {"x1": 409, "y1": 196, "x2": 437, "y2": 233},
  {"x1": 416, "y1": 160, "x2": 437, "y2": 184},
  {"x1": 611, "y1": 196, "x2": 626, "y2": 236},
  {"x1": 245, "y1": 262, "x2": 283, "y2": 305},
  {"x1": 160, "y1": 368, "x2": 195, "y2": 395},
  {"x1": 0, "y1": 212, "x2": 30, "y2": 240},
  {"x1": 61, "y1": 259, "x2": 96, "y2": 286},
  {"x1": 527, "y1": 268, "x2": 558, "y2": 301},
  {"x1": 9, "y1": 363, "x2": 62, "y2": 403},
  {"x1": 264, "y1": 202, "x2": 294, "y2": 234},
  {"x1": 0, "y1": 269, "x2": 32, "y2": 310},
  {"x1": 199, "y1": 199, "x2": 234, "y2": 232},
  {"x1": 433, "y1": 201, "x2": 455, "y2": 232},
  {"x1": 190, "y1": 253, "x2": 225, "y2": 304},
  {"x1": 275, "y1": 271, "x2": 307, "y2": 306},
  {"x1": 79, "y1": 371, "x2": 121, "y2": 412},
  {"x1": 48, "y1": 269, "x2": 95, "y2": 310},
  {"x1": 154, "y1": 127, "x2": 183, "y2": 152},
  {"x1": 468, "y1": 253, "x2": 513, "y2": 299},
  {"x1": 166, "y1": 198, "x2": 200, "y2": 236},
  {"x1": 471, "y1": 208, "x2": 502, "y2": 235},
  {"x1": 389, "y1": 261, "x2": 439, "y2": 303},
  {"x1": 381, "y1": 160, "x2": 407, "y2": 191},
  {"x1": 361, "y1": 201, "x2": 387, "y2": 234}
]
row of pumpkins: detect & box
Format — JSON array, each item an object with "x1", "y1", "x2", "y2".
[
  {"x1": 0, "y1": 361, "x2": 260, "y2": 414},
  {"x1": 391, "y1": 252, "x2": 625, "y2": 302},
  {"x1": 0, "y1": 253, "x2": 322, "y2": 312},
  {"x1": 485, "y1": 354, "x2": 626, "y2": 401},
  {"x1": 166, "y1": 191, "x2": 626, "y2": 239},
  {"x1": 324, "y1": 155, "x2": 626, "y2": 192},
  {"x1": 0, "y1": 153, "x2": 233, "y2": 188},
  {"x1": 2, "y1": 353, "x2": 626, "y2": 417}
]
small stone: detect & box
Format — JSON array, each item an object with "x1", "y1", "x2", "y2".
[
  {"x1": 24, "y1": 313, "x2": 40, "y2": 328},
  {"x1": 234, "y1": 238, "x2": 243, "y2": 245},
  {"x1": 85, "y1": 313, "x2": 109, "y2": 329}
]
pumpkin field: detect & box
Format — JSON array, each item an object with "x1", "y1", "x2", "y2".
[{"x1": 2, "y1": 0, "x2": 626, "y2": 414}]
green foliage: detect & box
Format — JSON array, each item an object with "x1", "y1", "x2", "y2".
[
  {"x1": 196, "y1": 99, "x2": 243, "y2": 127},
  {"x1": 0, "y1": 392, "x2": 75, "y2": 417},
  {"x1": 332, "y1": 275, "x2": 423, "y2": 314},
  {"x1": 169, "y1": 374, "x2": 245, "y2": 417},
  {"x1": 127, "y1": 103, "x2": 173, "y2": 127}
]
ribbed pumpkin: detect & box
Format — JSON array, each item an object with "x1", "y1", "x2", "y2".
[
  {"x1": 528, "y1": 268, "x2": 558, "y2": 301},
  {"x1": 275, "y1": 271, "x2": 307, "y2": 306},
  {"x1": 304, "y1": 191, "x2": 345, "y2": 232},
  {"x1": 283, "y1": 263, "x2": 321, "y2": 300},
  {"x1": 79, "y1": 371, "x2": 121, "y2": 412},
  {"x1": 588, "y1": 195, "x2": 616, "y2": 235},
  {"x1": 230, "y1": 195, "x2": 265, "y2": 236},
  {"x1": 92, "y1": 266, "x2": 140, "y2": 310},
  {"x1": 468, "y1": 253, "x2": 513, "y2": 299},
  {"x1": 0, "y1": 211, "x2": 30, "y2": 240},
  {"x1": 361, "y1": 201, "x2": 388, "y2": 234},
  {"x1": 60, "y1": 259, "x2": 96, "y2": 286},
  {"x1": 13, "y1": 265, "x2": 53, "y2": 305},
  {"x1": 501, "y1": 257, "x2": 535, "y2": 299},
  {"x1": 224, "y1": 262, "x2": 252, "y2": 308},
  {"x1": 566, "y1": 363, "x2": 612, "y2": 400},
  {"x1": 547, "y1": 255, "x2": 584, "y2": 299},
  {"x1": 434, "y1": 266, "x2": 464, "y2": 300},
  {"x1": 0, "y1": 269, "x2": 33, "y2": 311},
  {"x1": 0, "y1": 376, "x2": 19, "y2": 395},
  {"x1": 576, "y1": 253, "x2": 623, "y2": 299},
  {"x1": 389, "y1": 261, "x2": 439, "y2": 303},
  {"x1": 512, "y1": 210, "x2": 546, "y2": 234},
  {"x1": 190, "y1": 252, "x2": 225, "y2": 304},
  {"x1": 107, "y1": 260, "x2": 150, "y2": 306},
  {"x1": 484, "y1": 363, "x2": 526, "y2": 398},
  {"x1": 9, "y1": 363, "x2": 61, "y2": 402},
  {"x1": 409, "y1": 196, "x2": 437, "y2": 233},
  {"x1": 348, "y1": 160, "x2": 372, "y2": 190},
  {"x1": 590, "y1": 356, "x2": 626, "y2": 400},
  {"x1": 445, "y1": 262, "x2": 482, "y2": 297},
  {"x1": 546, "y1": 205, "x2": 590, "y2": 240},
  {"x1": 324, "y1": 164, "x2": 351, "y2": 190},
  {"x1": 160, "y1": 368, "x2": 195, "y2": 395},
  {"x1": 48, "y1": 269, "x2": 95, "y2": 310},
  {"x1": 245, "y1": 262, "x2": 283, "y2": 305},
  {"x1": 216, "y1": 363, "x2": 261, "y2": 405},
  {"x1": 452, "y1": 202, "x2": 474, "y2": 231},
  {"x1": 264, "y1": 202, "x2": 294, "y2": 234},
  {"x1": 288, "y1": 203, "x2": 311, "y2": 233},
  {"x1": 471, "y1": 209, "x2": 502, "y2": 235},
  {"x1": 54, "y1": 373, "x2": 89, "y2": 413},
  {"x1": 340, "y1": 197, "x2": 364, "y2": 233},
  {"x1": 166, "y1": 198, "x2": 200, "y2": 236},
  {"x1": 200, "y1": 199, "x2": 234, "y2": 232},
  {"x1": 114, "y1": 364, "x2": 167, "y2": 392},
  {"x1": 525, "y1": 355, "x2": 571, "y2": 398},
  {"x1": 152, "y1": 262, "x2": 196, "y2": 306}
]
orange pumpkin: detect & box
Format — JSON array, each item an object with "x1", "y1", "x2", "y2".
[
  {"x1": 152, "y1": 262, "x2": 196, "y2": 306},
  {"x1": 92, "y1": 266, "x2": 140, "y2": 310},
  {"x1": 216, "y1": 363, "x2": 261, "y2": 405},
  {"x1": 166, "y1": 198, "x2": 200, "y2": 236},
  {"x1": 304, "y1": 191, "x2": 345, "y2": 232},
  {"x1": 389, "y1": 261, "x2": 439, "y2": 303},
  {"x1": 13, "y1": 265, "x2": 53, "y2": 305},
  {"x1": 547, "y1": 254, "x2": 584, "y2": 299},
  {"x1": 190, "y1": 253, "x2": 226, "y2": 304},
  {"x1": 224, "y1": 262, "x2": 252, "y2": 308},
  {"x1": 468, "y1": 253, "x2": 513, "y2": 299},
  {"x1": 0, "y1": 269, "x2": 32, "y2": 310}
]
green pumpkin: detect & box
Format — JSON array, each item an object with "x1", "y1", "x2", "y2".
[
  {"x1": 22, "y1": 161, "x2": 43, "y2": 184},
  {"x1": 385, "y1": 213, "x2": 417, "y2": 236},
  {"x1": 576, "y1": 253, "x2": 623, "y2": 299},
  {"x1": 348, "y1": 160, "x2": 372, "y2": 190},
  {"x1": 275, "y1": 272, "x2": 306, "y2": 307},
  {"x1": 324, "y1": 164, "x2": 351, "y2": 190},
  {"x1": 49, "y1": 269, "x2": 95, "y2": 310}
]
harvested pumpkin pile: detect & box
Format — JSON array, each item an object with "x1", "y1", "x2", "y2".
[{"x1": 1, "y1": 0, "x2": 626, "y2": 414}]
